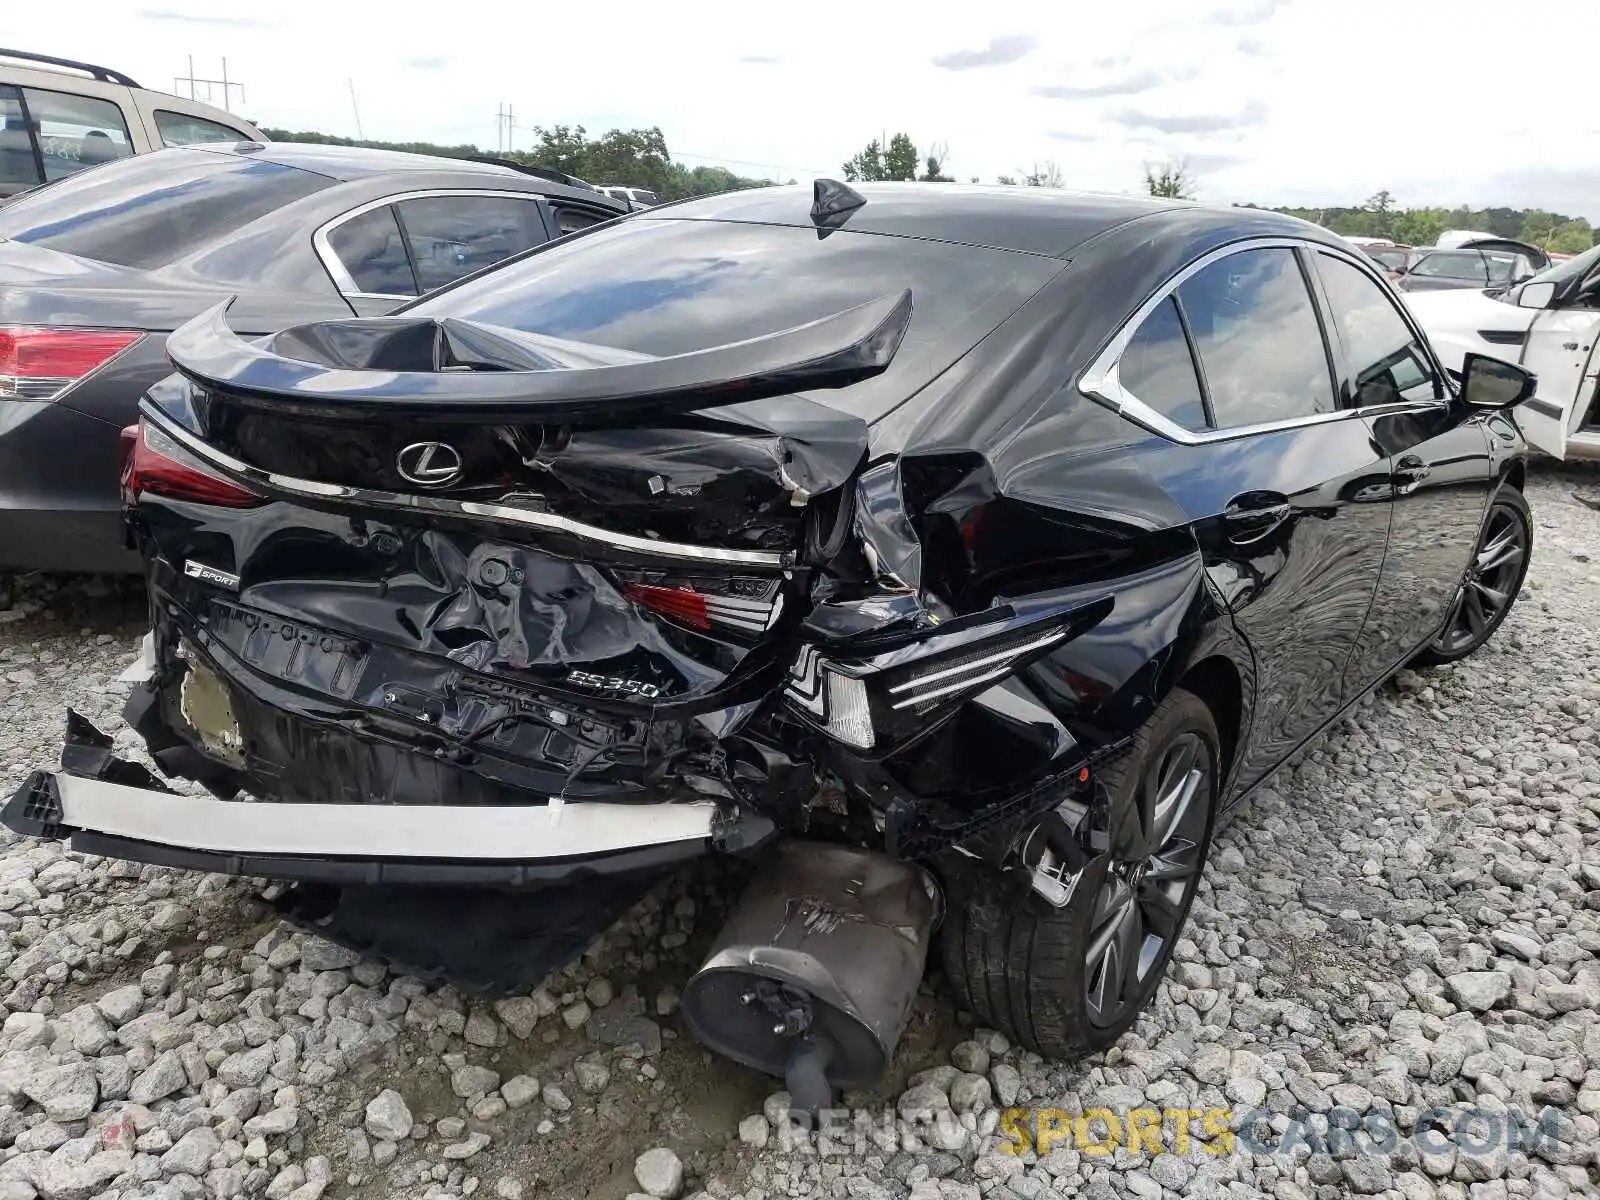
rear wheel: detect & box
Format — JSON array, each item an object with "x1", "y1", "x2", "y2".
[
  {"x1": 938, "y1": 687, "x2": 1220, "y2": 1058},
  {"x1": 1414, "y1": 487, "x2": 1531, "y2": 667}
]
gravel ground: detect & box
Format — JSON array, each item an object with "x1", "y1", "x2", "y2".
[{"x1": 0, "y1": 463, "x2": 1598, "y2": 1200}]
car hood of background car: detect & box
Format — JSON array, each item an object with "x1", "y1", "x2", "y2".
[{"x1": 1401, "y1": 286, "x2": 1537, "y2": 333}]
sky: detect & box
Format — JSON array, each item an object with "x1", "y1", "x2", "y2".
[{"x1": 10, "y1": 0, "x2": 1600, "y2": 219}]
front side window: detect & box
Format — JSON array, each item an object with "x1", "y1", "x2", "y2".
[
  {"x1": 1175, "y1": 247, "x2": 1336, "y2": 428},
  {"x1": 22, "y1": 88, "x2": 132, "y2": 182},
  {"x1": 0, "y1": 85, "x2": 41, "y2": 192},
  {"x1": 155, "y1": 111, "x2": 248, "y2": 147},
  {"x1": 394, "y1": 195, "x2": 545, "y2": 292},
  {"x1": 1118, "y1": 296, "x2": 1207, "y2": 429},
  {"x1": 325, "y1": 206, "x2": 418, "y2": 296},
  {"x1": 1316, "y1": 253, "x2": 1439, "y2": 407}
]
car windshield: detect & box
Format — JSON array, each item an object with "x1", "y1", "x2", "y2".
[
  {"x1": 403, "y1": 216, "x2": 1064, "y2": 422},
  {"x1": 1368, "y1": 248, "x2": 1407, "y2": 270},
  {"x1": 0, "y1": 148, "x2": 330, "y2": 269},
  {"x1": 1517, "y1": 242, "x2": 1600, "y2": 291}
]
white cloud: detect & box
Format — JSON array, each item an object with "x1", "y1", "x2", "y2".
[{"x1": 9, "y1": 0, "x2": 1599, "y2": 215}]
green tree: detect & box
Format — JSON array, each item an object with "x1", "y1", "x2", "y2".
[
  {"x1": 883, "y1": 133, "x2": 919, "y2": 181},
  {"x1": 843, "y1": 133, "x2": 944, "y2": 182},
  {"x1": 996, "y1": 173, "x2": 1018, "y2": 186},
  {"x1": 842, "y1": 139, "x2": 886, "y2": 182},
  {"x1": 1547, "y1": 219, "x2": 1595, "y2": 255},
  {"x1": 1364, "y1": 190, "x2": 1396, "y2": 240},
  {"x1": 1144, "y1": 157, "x2": 1196, "y2": 200}
]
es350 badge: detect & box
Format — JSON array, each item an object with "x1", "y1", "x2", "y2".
[{"x1": 565, "y1": 671, "x2": 662, "y2": 699}]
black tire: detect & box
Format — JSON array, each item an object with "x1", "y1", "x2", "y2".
[
  {"x1": 938, "y1": 687, "x2": 1221, "y2": 1059},
  {"x1": 1413, "y1": 486, "x2": 1532, "y2": 667}
]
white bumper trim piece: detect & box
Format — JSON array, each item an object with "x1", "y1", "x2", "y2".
[{"x1": 52, "y1": 774, "x2": 715, "y2": 860}]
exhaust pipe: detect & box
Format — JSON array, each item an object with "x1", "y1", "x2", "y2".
[{"x1": 680, "y1": 842, "x2": 941, "y2": 1115}]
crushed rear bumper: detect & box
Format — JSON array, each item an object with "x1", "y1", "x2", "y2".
[{"x1": 2, "y1": 710, "x2": 743, "y2": 887}]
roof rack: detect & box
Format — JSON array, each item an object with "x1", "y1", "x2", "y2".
[{"x1": 0, "y1": 48, "x2": 141, "y2": 88}]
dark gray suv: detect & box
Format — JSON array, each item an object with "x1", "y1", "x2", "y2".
[{"x1": 0, "y1": 141, "x2": 627, "y2": 572}]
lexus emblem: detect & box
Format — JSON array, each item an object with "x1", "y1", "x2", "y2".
[{"x1": 396, "y1": 441, "x2": 463, "y2": 487}]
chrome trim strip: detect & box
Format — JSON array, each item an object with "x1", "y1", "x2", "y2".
[
  {"x1": 51, "y1": 773, "x2": 716, "y2": 858},
  {"x1": 890, "y1": 661, "x2": 1031, "y2": 709},
  {"x1": 312, "y1": 188, "x2": 546, "y2": 300},
  {"x1": 1078, "y1": 236, "x2": 1452, "y2": 446},
  {"x1": 885, "y1": 629, "x2": 1067, "y2": 697},
  {"x1": 141, "y1": 407, "x2": 794, "y2": 569}
]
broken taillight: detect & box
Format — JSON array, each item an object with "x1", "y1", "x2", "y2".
[
  {"x1": 620, "y1": 577, "x2": 784, "y2": 636},
  {"x1": 119, "y1": 420, "x2": 265, "y2": 509},
  {"x1": 0, "y1": 326, "x2": 142, "y2": 401}
]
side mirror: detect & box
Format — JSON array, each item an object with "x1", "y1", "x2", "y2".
[
  {"x1": 1460, "y1": 352, "x2": 1535, "y2": 410},
  {"x1": 1517, "y1": 281, "x2": 1557, "y2": 309}
]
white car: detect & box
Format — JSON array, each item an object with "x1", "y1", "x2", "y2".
[{"x1": 1403, "y1": 244, "x2": 1600, "y2": 460}]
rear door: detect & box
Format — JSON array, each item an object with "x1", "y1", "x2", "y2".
[
  {"x1": 1097, "y1": 241, "x2": 1394, "y2": 790},
  {"x1": 1308, "y1": 248, "x2": 1492, "y2": 677}
]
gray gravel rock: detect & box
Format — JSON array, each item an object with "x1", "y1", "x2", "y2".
[
  {"x1": 633, "y1": 1147, "x2": 683, "y2": 1198},
  {"x1": 363, "y1": 1094, "x2": 412, "y2": 1139},
  {"x1": 160, "y1": 1125, "x2": 220, "y2": 1176}
]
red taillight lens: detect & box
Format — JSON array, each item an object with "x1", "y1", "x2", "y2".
[
  {"x1": 623, "y1": 582, "x2": 711, "y2": 630},
  {"x1": 0, "y1": 326, "x2": 141, "y2": 401},
  {"x1": 119, "y1": 420, "x2": 265, "y2": 509}
]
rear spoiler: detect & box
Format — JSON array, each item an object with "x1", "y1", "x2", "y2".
[{"x1": 163, "y1": 290, "x2": 913, "y2": 421}]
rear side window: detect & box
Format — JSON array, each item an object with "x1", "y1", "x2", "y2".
[
  {"x1": 155, "y1": 111, "x2": 248, "y2": 147},
  {"x1": 1118, "y1": 296, "x2": 1207, "y2": 429},
  {"x1": 0, "y1": 150, "x2": 331, "y2": 269},
  {"x1": 403, "y1": 217, "x2": 1063, "y2": 422},
  {"x1": 326, "y1": 206, "x2": 418, "y2": 296},
  {"x1": 550, "y1": 203, "x2": 611, "y2": 236},
  {"x1": 1176, "y1": 247, "x2": 1335, "y2": 428},
  {"x1": 394, "y1": 195, "x2": 546, "y2": 292},
  {"x1": 0, "y1": 85, "x2": 40, "y2": 192},
  {"x1": 23, "y1": 88, "x2": 133, "y2": 181},
  {"x1": 1315, "y1": 253, "x2": 1439, "y2": 406},
  {"x1": 1412, "y1": 252, "x2": 1486, "y2": 282}
]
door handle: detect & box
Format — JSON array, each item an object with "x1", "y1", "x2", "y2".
[
  {"x1": 1394, "y1": 455, "x2": 1431, "y2": 491},
  {"x1": 1222, "y1": 492, "x2": 1292, "y2": 545}
]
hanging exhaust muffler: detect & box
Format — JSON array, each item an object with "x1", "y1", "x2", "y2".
[{"x1": 680, "y1": 841, "x2": 941, "y2": 1115}]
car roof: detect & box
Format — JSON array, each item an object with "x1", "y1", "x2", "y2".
[
  {"x1": 179, "y1": 142, "x2": 626, "y2": 209},
  {"x1": 184, "y1": 141, "x2": 528, "y2": 181},
  {"x1": 639, "y1": 182, "x2": 1298, "y2": 259}
]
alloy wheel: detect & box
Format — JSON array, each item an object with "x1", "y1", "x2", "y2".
[
  {"x1": 1433, "y1": 505, "x2": 1527, "y2": 655},
  {"x1": 1084, "y1": 730, "x2": 1213, "y2": 1028}
]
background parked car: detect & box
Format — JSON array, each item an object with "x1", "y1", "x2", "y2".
[
  {"x1": 1405, "y1": 242, "x2": 1600, "y2": 461},
  {"x1": 0, "y1": 48, "x2": 262, "y2": 199},
  {"x1": 1395, "y1": 242, "x2": 1547, "y2": 293},
  {"x1": 1357, "y1": 241, "x2": 1417, "y2": 279},
  {"x1": 0, "y1": 142, "x2": 626, "y2": 572}
]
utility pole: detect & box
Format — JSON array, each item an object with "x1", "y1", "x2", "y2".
[
  {"x1": 494, "y1": 103, "x2": 515, "y2": 154},
  {"x1": 174, "y1": 56, "x2": 245, "y2": 111},
  {"x1": 348, "y1": 79, "x2": 364, "y2": 140}
]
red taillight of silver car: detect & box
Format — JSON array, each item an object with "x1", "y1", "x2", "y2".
[{"x1": 0, "y1": 326, "x2": 142, "y2": 401}]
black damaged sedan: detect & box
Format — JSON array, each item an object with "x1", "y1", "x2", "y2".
[{"x1": 6, "y1": 182, "x2": 1534, "y2": 1105}]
